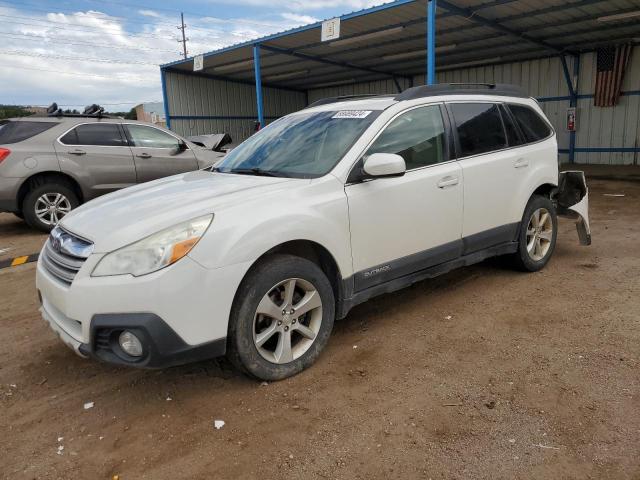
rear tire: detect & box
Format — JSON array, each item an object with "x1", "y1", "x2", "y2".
[
  {"x1": 510, "y1": 195, "x2": 558, "y2": 272},
  {"x1": 227, "y1": 254, "x2": 335, "y2": 381},
  {"x1": 22, "y1": 181, "x2": 79, "y2": 232}
]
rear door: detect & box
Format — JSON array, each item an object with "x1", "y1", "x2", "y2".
[
  {"x1": 447, "y1": 102, "x2": 527, "y2": 254},
  {"x1": 123, "y1": 124, "x2": 198, "y2": 183},
  {"x1": 55, "y1": 123, "x2": 136, "y2": 200}
]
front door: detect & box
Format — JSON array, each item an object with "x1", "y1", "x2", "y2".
[
  {"x1": 345, "y1": 104, "x2": 464, "y2": 292},
  {"x1": 124, "y1": 124, "x2": 198, "y2": 183}
]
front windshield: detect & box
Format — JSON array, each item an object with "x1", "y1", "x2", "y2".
[{"x1": 215, "y1": 110, "x2": 381, "y2": 178}]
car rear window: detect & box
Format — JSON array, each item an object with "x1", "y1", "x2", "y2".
[
  {"x1": 508, "y1": 104, "x2": 552, "y2": 143},
  {"x1": 0, "y1": 120, "x2": 56, "y2": 145}
]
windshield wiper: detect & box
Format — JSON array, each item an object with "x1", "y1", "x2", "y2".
[{"x1": 226, "y1": 167, "x2": 281, "y2": 177}]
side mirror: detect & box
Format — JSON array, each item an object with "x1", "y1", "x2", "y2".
[
  {"x1": 363, "y1": 153, "x2": 406, "y2": 178},
  {"x1": 170, "y1": 140, "x2": 187, "y2": 156}
]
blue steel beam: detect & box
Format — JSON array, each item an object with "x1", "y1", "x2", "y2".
[
  {"x1": 259, "y1": 43, "x2": 412, "y2": 80},
  {"x1": 253, "y1": 44, "x2": 264, "y2": 128},
  {"x1": 427, "y1": 0, "x2": 437, "y2": 85},
  {"x1": 160, "y1": 68, "x2": 171, "y2": 130},
  {"x1": 163, "y1": 67, "x2": 305, "y2": 93},
  {"x1": 436, "y1": 0, "x2": 567, "y2": 54}
]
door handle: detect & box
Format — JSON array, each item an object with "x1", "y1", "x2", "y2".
[
  {"x1": 68, "y1": 149, "x2": 86, "y2": 156},
  {"x1": 437, "y1": 176, "x2": 459, "y2": 188},
  {"x1": 514, "y1": 158, "x2": 529, "y2": 168},
  {"x1": 136, "y1": 153, "x2": 152, "y2": 159}
]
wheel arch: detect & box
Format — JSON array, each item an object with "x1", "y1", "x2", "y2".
[
  {"x1": 531, "y1": 182, "x2": 557, "y2": 199},
  {"x1": 236, "y1": 239, "x2": 345, "y2": 320},
  {"x1": 17, "y1": 171, "x2": 84, "y2": 211}
]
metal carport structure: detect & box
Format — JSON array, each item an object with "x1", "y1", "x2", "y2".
[{"x1": 160, "y1": 0, "x2": 640, "y2": 165}]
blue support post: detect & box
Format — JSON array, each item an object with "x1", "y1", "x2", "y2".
[
  {"x1": 569, "y1": 55, "x2": 580, "y2": 164},
  {"x1": 253, "y1": 44, "x2": 264, "y2": 129},
  {"x1": 160, "y1": 68, "x2": 171, "y2": 130},
  {"x1": 426, "y1": 0, "x2": 437, "y2": 85},
  {"x1": 560, "y1": 54, "x2": 580, "y2": 163}
]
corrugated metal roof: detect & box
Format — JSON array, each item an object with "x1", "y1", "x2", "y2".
[{"x1": 161, "y1": 0, "x2": 640, "y2": 90}]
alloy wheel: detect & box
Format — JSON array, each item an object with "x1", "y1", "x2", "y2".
[
  {"x1": 252, "y1": 277, "x2": 323, "y2": 364},
  {"x1": 526, "y1": 207, "x2": 553, "y2": 261},
  {"x1": 35, "y1": 193, "x2": 71, "y2": 226}
]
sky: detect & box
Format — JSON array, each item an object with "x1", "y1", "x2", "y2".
[{"x1": 0, "y1": 0, "x2": 389, "y2": 111}]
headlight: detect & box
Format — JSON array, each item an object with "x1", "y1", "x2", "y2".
[{"x1": 92, "y1": 214, "x2": 213, "y2": 277}]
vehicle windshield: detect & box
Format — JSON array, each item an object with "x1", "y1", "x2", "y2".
[{"x1": 215, "y1": 110, "x2": 381, "y2": 178}]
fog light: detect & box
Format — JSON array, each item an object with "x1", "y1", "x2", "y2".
[{"x1": 119, "y1": 330, "x2": 143, "y2": 357}]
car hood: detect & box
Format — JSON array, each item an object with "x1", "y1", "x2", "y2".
[{"x1": 60, "y1": 170, "x2": 300, "y2": 253}]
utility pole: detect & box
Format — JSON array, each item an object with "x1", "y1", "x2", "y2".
[{"x1": 177, "y1": 12, "x2": 188, "y2": 59}]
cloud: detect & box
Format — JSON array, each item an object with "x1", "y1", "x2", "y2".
[
  {"x1": 207, "y1": 0, "x2": 390, "y2": 11},
  {"x1": 0, "y1": 5, "x2": 297, "y2": 111},
  {"x1": 280, "y1": 13, "x2": 319, "y2": 25},
  {"x1": 138, "y1": 9, "x2": 161, "y2": 18}
]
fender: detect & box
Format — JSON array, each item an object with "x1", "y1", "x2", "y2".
[
  {"x1": 554, "y1": 171, "x2": 591, "y2": 246},
  {"x1": 188, "y1": 175, "x2": 353, "y2": 278}
]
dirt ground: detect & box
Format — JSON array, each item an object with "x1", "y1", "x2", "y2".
[{"x1": 1, "y1": 178, "x2": 639, "y2": 480}]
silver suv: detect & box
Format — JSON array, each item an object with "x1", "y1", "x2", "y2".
[{"x1": 0, "y1": 113, "x2": 225, "y2": 231}]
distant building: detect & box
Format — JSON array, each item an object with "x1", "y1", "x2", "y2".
[
  {"x1": 134, "y1": 102, "x2": 166, "y2": 127},
  {"x1": 25, "y1": 106, "x2": 47, "y2": 115}
]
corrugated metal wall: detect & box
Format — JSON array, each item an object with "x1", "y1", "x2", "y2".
[
  {"x1": 164, "y1": 70, "x2": 306, "y2": 144},
  {"x1": 165, "y1": 48, "x2": 638, "y2": 165},
  {"x1": 577, "y1": 51, "x2": 640, "y2": 166}
]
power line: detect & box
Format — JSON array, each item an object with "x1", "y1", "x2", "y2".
[
  {"x1": 0, "y1": 31, "x2": 179, "y2": 53},
  {"x1": 0, "y1": 15, "x2": 175, "y2": 40},
  {"x1": 73, "y1": 0, "x2": 292, "y2": 30},
  {"x1": 1, "y1": 63, "x2": 157, "y2": 82},
  {"x1": 0, "y1": 0, "x2": 288, "y2": 32},
  {"x1": 0, "y1": 0, "x2": 228, "y2": 33},
  {"x1": 0, "y1": 50, "x2": 160, "y2": 65}
]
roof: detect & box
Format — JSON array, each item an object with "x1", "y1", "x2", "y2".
[{"x1": 161, "y1": 0, "x2": 640, "y2": 91}]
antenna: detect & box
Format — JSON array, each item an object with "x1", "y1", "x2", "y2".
[{"x1": 177, "y1": 12, "x2": 188, "y2": 59}]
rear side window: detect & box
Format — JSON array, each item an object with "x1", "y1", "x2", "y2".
[
  {"x1": 0, "y1": 121, "x2": 56, "y2": 144},
  {"x1": 449, "y1": 103, "x2": 506, "y2": 157},
  {"x1": 366, "y1": 105, "x2": 446, "y2": 170},
  {"x1": 508, "y1": 104, "x2": 552, "y2": 143},
  {"x1": 499, "y1": 105, "x2": 525, "y2": 147},
  {"x1": 60, "y1": 124, "x2": 125, "y2": 146}
]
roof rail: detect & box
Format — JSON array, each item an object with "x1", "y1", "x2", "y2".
[
  {"x1": 395, "y1": 83, "x2": 528, "y2": 101},
  {"x1": 307, "y1": 93, "x2": 394, "y2": 108}
]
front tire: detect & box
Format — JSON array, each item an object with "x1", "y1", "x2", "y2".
[
  {"x1": 510, "y1": 195, "x2": 558, "y2": 272},
  {"x1": 227, "y1": 254, "x2": 335, "y2": 381},
  {"x1": 22, "y1": 181, "x2": 79, "y2": 232}
]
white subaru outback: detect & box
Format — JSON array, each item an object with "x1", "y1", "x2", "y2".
[{"x1": 36, "y1": 83, "x2": 591, "y2": 381}]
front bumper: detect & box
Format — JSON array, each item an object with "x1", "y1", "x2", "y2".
[
  {"x1": 79, "y1": 313, "x2": 226, "y2": 368},
  {"x1": 36, "y1": 250, "x2": 251, "y2": 368}
]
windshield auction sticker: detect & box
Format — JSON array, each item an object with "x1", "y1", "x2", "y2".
[{"x1": 332, "y1": 110, "x2": 372, "y2": 119}]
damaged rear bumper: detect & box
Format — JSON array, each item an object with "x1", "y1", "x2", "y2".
[{"x1": 555, "y1": 171, "x2": 591, "y2": 246}]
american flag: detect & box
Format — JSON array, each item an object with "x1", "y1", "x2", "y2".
[{"x1": 594, "y1": 44, "x2": 633, "y2": 107}]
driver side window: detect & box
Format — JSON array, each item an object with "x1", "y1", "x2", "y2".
[
  {"x1": 125, "y1": 125, "x2": 180, "y2": 149},
  {"x1": 366, "y1": 105, "x2": 446, "y2": 170}
]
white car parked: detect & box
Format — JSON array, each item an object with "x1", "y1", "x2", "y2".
[{"x1": 36, "y1": 84, "x2": 591, "y2": 381}]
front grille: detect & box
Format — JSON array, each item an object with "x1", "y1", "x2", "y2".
[{"x1": 41, "y1": 228, "x2": 93, "y2": 286}]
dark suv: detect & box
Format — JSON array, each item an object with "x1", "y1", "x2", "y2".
[{"x1": 0, "y1": 115, "x2": 225, "y2": 231}]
